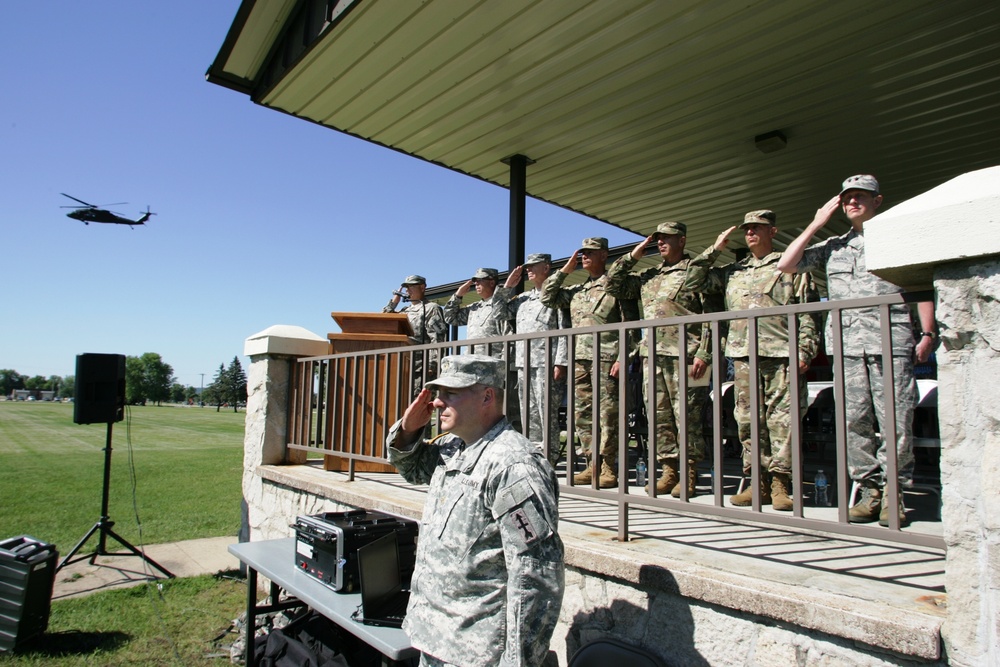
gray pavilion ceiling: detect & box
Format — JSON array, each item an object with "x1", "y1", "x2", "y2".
[{"x1": 208, "y1": 0, "x2": 1000, "y2": 262}]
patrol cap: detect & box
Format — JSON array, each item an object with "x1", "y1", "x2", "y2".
[
  {"x1": 425, "y1": 354, "x2": 505, "y2": 390},
  {"x1": 654, "y1": 221, "x2": 687, "y2": 236},
  {"x1": 579, "y1": 237, "x2": 609, "y2": 251},
  {"x1": 524, "y1": 253, "x2": 551, "y2": 265},
  {"x1": 472, "y1": 267, "x2": 499, "y2": 280},
  {"x1": 740, "y1": 210, "x2": 777, "y2": 228},
  {"x1": 839, "y1": 174, "x2": 880, "y2": 196},
  {"x1": 401, "y1": 275, "x2": 426, "y2": 285}
]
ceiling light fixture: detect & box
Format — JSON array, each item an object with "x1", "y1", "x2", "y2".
[{"x1": 755, "y1": 130, "x2": 787, "y2": 154}]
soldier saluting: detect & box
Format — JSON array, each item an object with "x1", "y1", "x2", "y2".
[{"x1": 707, "y1": 211, "x2": 819, "y2": 511}]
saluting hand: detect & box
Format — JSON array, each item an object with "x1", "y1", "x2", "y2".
[
  {"x1": 504, "y1": 265, "x2": 523, "y2": 289},
  {"x1": 812, "y1": 195, "x2": 841, "y2": 230},
  {"x1": 713, "y1": 226, "x2": 738, "y2": 252},
  {"x1": 631, "y1": 235, "x2": 655, "y2": 260},
  {"x1": 561, "y1": 250, "x2": 580, "y2": 274},
  {"x1": 400, "y1": 388, "x2": 435, "y2": 437},
  {"x1": 455, "y1": 279, "x2": 474, "y2": 298}
]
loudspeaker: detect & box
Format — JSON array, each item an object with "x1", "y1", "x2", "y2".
[{"x1": 74, "y1": 354, "x2": 126, "y2": 424}]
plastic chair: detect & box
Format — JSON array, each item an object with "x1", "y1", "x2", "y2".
[{"x1": 568, "y1": 638, "x2": 668, "y2": 667}]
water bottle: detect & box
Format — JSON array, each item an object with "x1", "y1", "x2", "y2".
[
  {"x1": 636, "y1": 458, "x2": 647, "y2": 486},
  {"x1": 814, "y1": 469, "x2": 830, "y2": 506}
]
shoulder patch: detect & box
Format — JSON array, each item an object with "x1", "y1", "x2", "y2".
[{"x1": 502, "y1": 501, "x2": 550, "y2": 553}]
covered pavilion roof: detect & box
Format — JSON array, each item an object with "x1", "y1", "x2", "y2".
[{"x1": 208, "y1": 0, "x2": 1000, "y2": 265}]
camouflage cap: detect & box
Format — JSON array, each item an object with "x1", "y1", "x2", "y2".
[
  {"x1": 740, "y1": 210, "x2": 777, "y2": 228},
  {"x1": 401, "y1": 275, "x2": 426, "y2": 285},
  {"x1": 524, "y1": 253, "x2": 551, "y2": 265},
  {"x1": 655, "y1": 221, "x2": 687, "y2": 236},
  {"x1": 425, "y1": 354, "x2": 505, "y2": 390},
  {"x1": 839, "y1": 174, "x2": 880, "y2": 196},
  {"x1": 579, "y1": 237, "x2": 609, "y2": 251},
  {"x1": 472, "y1": 267, "x2": 499, "y2": 280}
]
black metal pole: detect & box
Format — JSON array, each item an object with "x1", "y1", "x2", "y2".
[
  {"x1": 97, "y1": 421, "x2": 114, "y2": 554},
  {"x1": 503, "y1": 153, "x2": 534, "y2": 276}
]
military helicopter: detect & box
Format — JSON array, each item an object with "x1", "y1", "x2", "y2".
[{"x1": 61, "y1": 193, "x2": 154, "y2": 227}]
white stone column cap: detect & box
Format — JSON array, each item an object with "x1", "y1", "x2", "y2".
[
  {"x1": 867, "y1": 165, "x2": 1000, "y2": 290},
  {"x1": 244, "y1": 325, "x2": 329, "y2": 357}
]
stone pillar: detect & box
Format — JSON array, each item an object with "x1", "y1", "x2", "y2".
[
  {"x1": 936, "y1": 260, "x2": 1000, "y2": 666},
  {"x1": 242, "y1": 325, "x2": 329, "y2": 540},
  {"x1": 865, "y1": 166, "x2": 1000, "y2": 667}
]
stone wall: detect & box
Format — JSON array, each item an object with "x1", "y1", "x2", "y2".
[
  {"x1": 936, "y1": 258, "x2": 1000, "y2": 667},
  {"x1": 557, "y1": 567, "x2": 940, "y2": 667}
]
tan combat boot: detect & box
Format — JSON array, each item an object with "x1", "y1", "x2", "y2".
[
  {"x1": 671, "y1": 460, "x2": 699, "y2": 498},
  {"x1": 878, "y1": 488, "x2": 907, "y2": 527},
  {"x1": 770, "y1": 473, "x2": 793, "y2": 512},
  {"x1": 573, "y1": 456, "x2": 594, "y2": 485},
  {"x1": 650, "y1": 461, "x2": 679, "y2": 495},
  {"x1": 730, "y1": 473, "x2": 771, "y2": 506},
  {"x1": 597, "y1": 457, "x2": 619, "y2": 489},
  {"x1": 848, "y1": 486, "x2": 882, "y2": 523}
]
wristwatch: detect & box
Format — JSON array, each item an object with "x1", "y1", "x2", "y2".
[{"x1": 920, "y1": 331, "x2": 937, "y2": 340}]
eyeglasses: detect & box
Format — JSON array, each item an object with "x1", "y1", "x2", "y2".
[{"x1": 840, "y1": 191, "x2": 874, "y2": 204}]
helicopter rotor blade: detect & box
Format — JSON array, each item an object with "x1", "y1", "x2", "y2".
[{"x1": 61, "y1": 193, "x2": 95, "y2": 207}]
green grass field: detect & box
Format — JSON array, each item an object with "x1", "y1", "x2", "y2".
[
  {"x1": 0, "y1": 402, "x2": 248, "y2": 665},
  {"x1": 0, "y1": 401, "x2": 244, "y2": 554},
  {"x1": 0, "y1": 574, "x2": 246, "y2": 666}
]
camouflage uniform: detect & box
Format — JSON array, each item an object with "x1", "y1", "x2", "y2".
[
  {"x1": 708, "y1": 250, "x2": 819, "y2": 475},
  {"x1": 444, "y1": 292, "x2": 511, "y2": 358},
  {"x1": 797, "y1": 228, "x2": 917, "y2": 485},
  {"x1": 605, "y1": 244, "x2": 721, "y2": 464},
  {"x1": 496, "y1": 282, "x2": 569, "y2": 464},
  {"x1": 387, "y1": 417, "x2": 564, "y2": 666},
  {"x1": 383, "y1": 297, "x2": 448, "y2": 396},
  {"x1": 540, "y1": 270, "x2": 639, "y2": 462}
]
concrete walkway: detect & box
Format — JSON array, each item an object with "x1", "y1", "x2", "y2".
[{"x1": 52, "y1": 536, "x2": 240, "y2": 600}]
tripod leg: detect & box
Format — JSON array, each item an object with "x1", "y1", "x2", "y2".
[
  {"x1": 102, "y1": 526, "x2": 175, "y2": 578},
  {"x1": 57, "y1": 522, "x2": 102, "y2": 571}
]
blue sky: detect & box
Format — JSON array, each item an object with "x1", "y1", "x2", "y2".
[{"x1": 1, "y1": 2, "x2": 638, "y2": 386}]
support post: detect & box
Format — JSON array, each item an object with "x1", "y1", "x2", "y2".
[{"x1": 503, "y1": 153, "x2": 534, "y2": 275}]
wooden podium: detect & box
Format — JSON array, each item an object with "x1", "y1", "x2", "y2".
[{"x1": 325, "y1": 312, "x2": 413, "y2": 473}]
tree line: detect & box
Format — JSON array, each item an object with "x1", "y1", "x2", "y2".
[{"x1": 2, "y1": 354, "x2": 247, "y2": 410}]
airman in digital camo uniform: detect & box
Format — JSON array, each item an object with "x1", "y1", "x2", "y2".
[{"x1": 778, "y1": 175, "x2": 935, "y2": 526}]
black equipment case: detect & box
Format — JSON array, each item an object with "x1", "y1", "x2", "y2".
[
  {"x1": 0, "y1": 536, "x2": 58, "y2": 652},
  {"x1": 293, "y1": 510, "x2": 417, "y2": 593}
]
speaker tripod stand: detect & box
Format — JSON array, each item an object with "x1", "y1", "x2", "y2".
[{"x1": 57, "y1": 421, "x2": 174, "y2": 578}]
